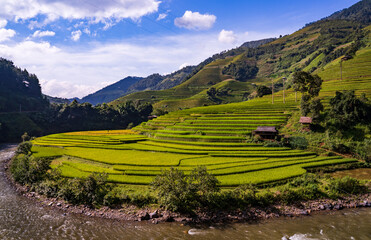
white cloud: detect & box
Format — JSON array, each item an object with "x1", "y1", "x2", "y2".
[
  {"x1": 0, "y1": 0, "x2": 160, "y2": 24},
  {"x1": 0, "y1": 19, "x2": 7, "y2": 28},
  {"x1": 0, "y1": 29, "x2": 285, "y2": 98},
  {"x1": 83, "y1": 28, "x2": 91, "y2": 35},
  {"x1": 157, "y1": 13, "x2": 167, "y2": 21},
  {"x1": 0, "y1": 28, "x2": 16, "y2": 42},
  {"x1": 71, "y1": 30, "x2": 82, "y2": 41},
  {"x1": 174, "y1": 11, "x2": 216, "y2": 30},
  {"x1": 32, "y1": 30, "x2": 55, "y2": 38},
  {"x1": 218, "y1": 29, "x2": 237, "y2": 44},
  {"x1": 179, "y1": 62, "x2": 191, "y2": 69}
]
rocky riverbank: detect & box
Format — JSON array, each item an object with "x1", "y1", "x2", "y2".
[{"x1": 1, "y1": 144, "x2": 370, "y2": 225}]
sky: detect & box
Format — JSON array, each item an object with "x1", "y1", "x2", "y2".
[{"x1": 0, "y1": 0, "x2": 360, "y2": 98}]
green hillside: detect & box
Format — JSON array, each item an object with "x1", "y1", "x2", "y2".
[
  {"x1": 32, "y1": 29, "x2": 371, "y2": 187},
  {"x1": 112, "y1": 0, "x2": 370, "y2": 112},
  {"x1": 28, "y1": 0, "x2": 370, "y2": 190}
]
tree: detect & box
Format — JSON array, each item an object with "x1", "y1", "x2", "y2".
[
  {"x1": 206, "y1": 87, "x2": 217, "y2": 99},
  {"x1": 256, "y1": 85, "x2": 271, "y2": 98},
  {"x1": 292, "y1": 71, "x2": 322, "y2": 98},
  {"x1": 309, "y1": 97, "x2": 324, "y2": 122},
  {"x1": 292, "y1": 71, "x2": 323, "y2": 116},
  {"x1": 328, "y1": 90, "x2": 370, "y2": 129},
  {"x1": 151, "y1": 167, "x2": 219, "y2": 213}
]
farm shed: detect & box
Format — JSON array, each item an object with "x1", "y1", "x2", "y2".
[{"x1": 252, "y1": 126, "x2": 278, "y2": 140}]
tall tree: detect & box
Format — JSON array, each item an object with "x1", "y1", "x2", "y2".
[{"x1": 292, "y1": 71, "x2": 323, "y2": 116}]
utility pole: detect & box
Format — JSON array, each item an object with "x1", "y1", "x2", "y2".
[
  {"x1": 272, "y1": 79, "x2": 274, "y2": 104},
  {"x1": 19, "y1": 104, "x2": 21, "y2": 113},
  {"x1": 282, "y1": 77, "x2": 287, "y2": 103},
  {"x1": 340, "y1": 58, "x2": 343, "y2": 81}
]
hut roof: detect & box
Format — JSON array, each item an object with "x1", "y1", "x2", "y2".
[
  {"x1": 254, "y1": 126, "x2": 277, "y2": 133},
  {"x1": 299, "y1": 117, "x2": 312, "y2": 124}
]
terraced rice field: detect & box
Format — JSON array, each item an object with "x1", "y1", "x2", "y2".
[
  {"x1": 31, "y1": 47, "x2": 369, "y2": 188},
  {"x1": 32, "y1": 107, "x2": 357, "y2": 187}
]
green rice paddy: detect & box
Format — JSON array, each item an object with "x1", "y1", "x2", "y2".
[{"x1": 31, "y1": 47, "x2": 370, "y2": 188}]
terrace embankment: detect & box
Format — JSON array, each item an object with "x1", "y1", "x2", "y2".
[
  {"x1": 2, "y1": 145, "x2": 371, "y2": 239},
  {"x1": 4, "y1": 143, "x2": 371, "y2": 225}
]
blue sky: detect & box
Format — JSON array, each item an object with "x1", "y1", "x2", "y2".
[{"x1": 0, "y1": 0, "x2": 360, "y2": 98}]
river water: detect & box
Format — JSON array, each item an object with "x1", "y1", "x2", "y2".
[{"x1": 1, "y1": 144, "x2": 370, "y2": 240}]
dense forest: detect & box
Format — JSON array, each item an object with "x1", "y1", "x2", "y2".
[
  {"x1": 0, "y1": 59, "x2": 153, "y2": 142},
  {"x1": 0, "y1": 58, "x2": 49, "y2": 112}
]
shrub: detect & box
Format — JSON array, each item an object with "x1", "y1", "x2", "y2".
[
  {"x1": 328, "y1": 176, "x2": 367, "y2": 196},
  {"x1": 58, "y1": 173, "x2": 111, "y2": 207},
  {"x1": 354, "y1": 139, "x2": 371, "y2": 162},
  {"x1": 16, "y1": 141, "x2": 32, "y2": 155},
  {"x1": 10, "y1": 155, "x2": 50, "y2": 185},
  {"x1": 151, "y1": 166, "x2": 220, "y2": 213},
  {"x1": 288, "y1": 136, "x2": 308, "y2": 149},
  {"x1": 264, "y1": 141, "x2": 283, "y2": 147},
  {"x1": 278, "y1": 185, "x2": 301, "y2": 204},
  {"x1": 289, "y1": 173, "x2": 320, "y2": 187},
  {"x1": 232, "y1": 184, "x2": 258, "y2": 206}
]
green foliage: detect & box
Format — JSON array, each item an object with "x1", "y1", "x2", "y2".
[
  {"x1": 0, "y1": 58, "x2": 49, "y2": 112},
  {"x1": 293, "y1": 71, "x2": 323, "y2": 116},
  {"x1": 16, "y1": 141, "x2": 32, "y2": 155},
  {"x1": 151, "y1": 167, "x2": 220, "y2": 212},
  {"x1": 300, "y1": 94, "x2": 311, "y2": 116},
  {"x1": 354, "y1": 139, "x2": 371, "y2": 162},
  {"x1": 328, "y1": 176, "x2": 367, "y2": 196},
  {"x1": 308, "y1": 97, "x2": 324, "y2": 122},
  {"x1": 287, "y1": 136, "x2": 309, "y2": 150},
  {"x1": 10, "y1": 154, "x2": 51, "y2": 185},
  {"x1": 256, "y1": 85, "x2": 272, "y2": 98},
  {"x1": 58, "y1": 173, "x2": 111, "y2": 207},
  {"x1": 327, "y1": 90, "x2": 370, "y2": 130},
  {"x1": 222, "y1": 56, "x2": 259, "y2": 81},
  {"x1": 21, "y1": 132, "x2": 31, "y2": 142}
]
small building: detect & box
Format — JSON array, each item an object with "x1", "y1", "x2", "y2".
[
  {"x1": 147, "y1": 115, "x2": 158, "y2": 120},
  {"x1": 299, "y1": 116, "x2": 312, "y2": 131},
  {"x1": 299, "y1": 117, "x2": 312, "y2": 125},
  {"x1": 252, "y1": 126, "x2": 278, "y2": 140}
]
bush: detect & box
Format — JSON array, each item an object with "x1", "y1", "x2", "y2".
[
  {"x1": 288, "y1": 136, "x2": 308, "y2": 149},
  {"x1": 354, "y1": 139, "x2": 371, "y2": 162},
  {"x1": 16, "y1": 141, "x2": 32, "y2": 155},
  {"x1": 10, "y1": 155, "x2": 51, "y2": 185},
  {"x1": 328, "y1": 176, "x2": 367, "y2": 196},
  {"x1": 103, "y1": 187, "x2": 156, "y2": 207},
  {"x1": 289, "y1": 173, "x2": 320, "y2": 187},
  {"x1": 278, "y1": 185, "x2": 301, "y2": 204},
  {"x1": 151, "y1": 167, "x2": 220, "y2": 213},
  {"x1": 264, "y1": 141, "x2": 283, "y2": 147},
  {"x1": 58, "y1": 173, "x2": 111, "y2": 207}
]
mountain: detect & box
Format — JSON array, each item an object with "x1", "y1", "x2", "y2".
[
  {"x1": 240, "y1": 38, "x2": 276, "y2": 48},
  {"x1": 0, "y1": 58, "x2": 48, "y2": 112},
  {"x1": 79, "y1": 66, "x2": 196, "y2": 105},
  {"x1": 80, "y1": 76, "x2": 142, "y2": 105},
  {"x1": 79, "y1": 38, "x2": 274, "y2": 106},
  {"x1": 325, "y1": 0, "x2": 370, "y2": 25},
  {"x1": 44, "y1": 95, "x2": 71, "y2": 104},
  {"x1": 111, "y1": 0, "x2": 371, "y2": 112}
]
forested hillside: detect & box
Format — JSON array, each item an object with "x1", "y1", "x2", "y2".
[
  {"x1": 0, "y1": 58, "x2": 48, "y2": 112},
  {"x1": 112, "y1": 0, "x2": 370, "y2": 112}
]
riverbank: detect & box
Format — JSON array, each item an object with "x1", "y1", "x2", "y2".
[{"x1": 1, "y1": 144, "x2": 370, "y2": 225}]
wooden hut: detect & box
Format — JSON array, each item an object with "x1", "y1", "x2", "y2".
[
  {"x1": 299, "y1": 116, "x2": 312, "y2": 131},
  {"x1": 252, "y1": 126, "x2": 278, "y2": 140},
  {"x1": 148, "y1": 115, "x2": 158, "y2": 120}
]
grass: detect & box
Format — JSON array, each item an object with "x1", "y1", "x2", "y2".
[
  {"x1": 31, "y1": 44, "x2": 369, "y2": 188},
  {"x1": 32, "y1": 127, "x2": 358, "y2": 187}
]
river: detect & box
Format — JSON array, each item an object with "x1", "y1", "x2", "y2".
[{"x1": 1, "y1": 144, "x2": 370, "y2": 240}]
